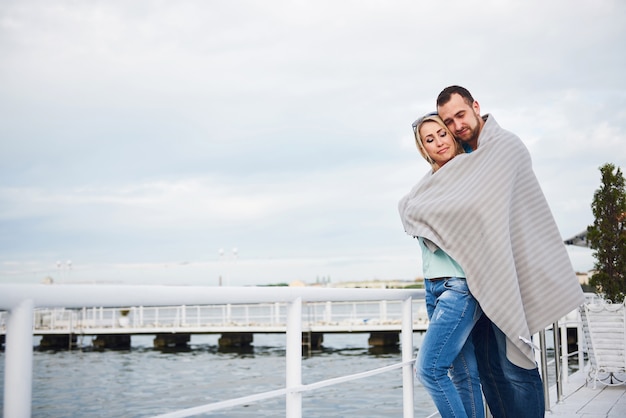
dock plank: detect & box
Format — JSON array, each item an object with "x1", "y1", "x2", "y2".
[{"x1": 548, "y1": 370, "x2": 626, "y2": 417}]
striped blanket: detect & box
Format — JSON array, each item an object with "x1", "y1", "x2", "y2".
[{"x1": 399, "y1": 114, "x2": 585, "y2": 368}]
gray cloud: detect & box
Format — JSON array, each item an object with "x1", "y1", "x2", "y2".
[{"x1": 1, "y1": 0, "x2": 623, "y2": 284}]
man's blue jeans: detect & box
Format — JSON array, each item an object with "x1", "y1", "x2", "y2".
[
  {"x1": 472, "y1": 314, "x2": 545, "y2": 418},
  {"x1": 416, "y1": 277, "x2": 484, "y2": 418}
]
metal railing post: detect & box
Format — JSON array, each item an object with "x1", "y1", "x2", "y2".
[
  {"x1": 577, "y1": 311, "x2": 585, "y2": 372},
  {"x1": 560, "y1": 321, "x2": 569, "y2": 384},
  {"x1": 401, "y1": 297, "x2": 414, "y2": 418},
  {"x1": 553, "y1": 321, "x2": 563, "y2": 403},
  {"x1": 539, "y1": 330, "x2": 550, "y2": 413},
  {"x1": 4, "y1": 298, "x2": 34, "y2": 418},
  {"x1": 286, "y1": 297, "x2": 302, "y2": 418},
  {"x1": 324, "y1": 301, "x2": 331, "y2": 323}
]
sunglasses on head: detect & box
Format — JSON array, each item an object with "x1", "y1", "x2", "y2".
[{"x1": 412, "y1": 111, "x2": 438, "y2": 134}]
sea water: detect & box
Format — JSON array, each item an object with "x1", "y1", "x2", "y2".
[{"x1": 0, "y1": 333, "x2": 438, "y2": 417}]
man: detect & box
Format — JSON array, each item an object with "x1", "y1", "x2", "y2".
[
  {"x1": 437, "y1": 86, "x2": 483, "y2": 151},
  {"x1": 432, "y1": 85, "x2": 584, "y2": 417}
]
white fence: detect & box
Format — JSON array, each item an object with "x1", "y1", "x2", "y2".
[
  {"x1": 12, "y1": 299, "x2": 429, "y2": 335},
  {"x1": 0, "y1": 284, "x2": 424, "y2": 418}
]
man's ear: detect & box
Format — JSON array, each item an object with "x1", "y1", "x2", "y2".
[{"x1": 472, "y1": 100, "x2": 481, "y2": 116}]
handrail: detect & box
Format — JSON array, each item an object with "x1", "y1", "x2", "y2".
[
  {"x1": 0, "y1": 284, "x2": 424, "y2": 418},
  {"x1": 153, "y1": 360, "x2": 416, "y2": 418},
  {"x1": 0, "y1": 284, "x2": 424, "y2": 309},
  {"x1": 537, "y1": 314, "x2": 583, "y2": 414}
]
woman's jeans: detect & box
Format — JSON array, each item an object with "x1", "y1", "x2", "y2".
[
  {"x1": 416, "y1": 277, "x2": 484, "y2": 418},
  {"x1": 472, "y1": 314, "x2": 545, "y2": 418}
]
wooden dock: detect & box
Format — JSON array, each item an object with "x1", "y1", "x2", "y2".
[{"x1": 548, "y1": 370, "x2": 626, "y2": 417}]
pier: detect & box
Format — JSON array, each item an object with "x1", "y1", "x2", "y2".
[{"x1": 3, "y1": 299, "x2": 430, "y2": 349}]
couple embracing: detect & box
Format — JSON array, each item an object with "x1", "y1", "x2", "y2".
[{"x1": 399, "y1": 86, "x2": 585, "y2": 418}]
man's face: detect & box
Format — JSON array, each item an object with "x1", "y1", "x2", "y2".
[{"x1": 437, "y1": 93, "x2": 483, "y2": 149}]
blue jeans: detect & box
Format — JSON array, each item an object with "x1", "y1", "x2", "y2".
[
  {"x1": 472, "y1": 314, "x2": 545, "y2": 418},
  {"x1": 416, "y1": 278, "x2": 484, "y2": 418}
]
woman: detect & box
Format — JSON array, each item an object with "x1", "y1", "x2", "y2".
[{"x1": 409, "y1": 112, "x2": 484, "y2": 418}]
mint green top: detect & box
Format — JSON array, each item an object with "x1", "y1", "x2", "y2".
[{"x1": 418, "y1": 237, "x2": 466, "y2": 279}]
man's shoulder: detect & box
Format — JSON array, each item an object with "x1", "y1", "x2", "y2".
[
  {"x1": 481, "y1": 114, "x2": 529, "y2": 156},
  {"x1": 482, "y1": 114, "x2": 520, "y2": 140}
]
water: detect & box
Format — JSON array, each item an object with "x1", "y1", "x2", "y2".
[{"x1": 0, "y1": 333, "x2": 438, "y2": 417}]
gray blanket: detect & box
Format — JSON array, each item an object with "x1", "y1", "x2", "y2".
[{"x1": 399, "y1": 114, "x2": 585, "y2": 368}]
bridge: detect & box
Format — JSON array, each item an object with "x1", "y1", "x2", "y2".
[{"x1": 2, "y1": 298, "x2": 431, "y2": 349}]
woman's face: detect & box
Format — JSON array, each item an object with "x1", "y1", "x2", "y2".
[{"x1": 419, "y1": 121, "x2": 458, "y2": 169}]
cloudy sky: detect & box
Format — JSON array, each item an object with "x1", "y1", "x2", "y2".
[{"x1": 1, "y1": 0, "x2": 624, "y2": 286}]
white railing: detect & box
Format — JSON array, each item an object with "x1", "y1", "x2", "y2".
[
  {"x1": 0, "y1": 284, "x2": 424, "y2": 418},
  {"x1": 20, "y1": 300, "x2": 430, "y2": 334},
  {"x1": 536, "y1": 307, "x2": 586, "y2": 413}
]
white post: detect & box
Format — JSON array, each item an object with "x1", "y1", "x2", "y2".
[
  {"x1": 577, "y1": 311, "x2": 585, "y2": 372},
  {"x1": 324, "y1": 301, "x2": 331, "y2": 323},
  {"x1": 4, "y1": 298, "x2": 34, "y2": 418},
  {"x1": 285, "y1": 297, "x2": 302, "y2": 418},
  {"x1": 401, "y1": 297, "x2": 414, "y2": 418},
  {"x1": 274, "y1": 302, "x2": 281, "y2": 324},
  {"x1": 380, "y1": 300, "x2": 387, "y2": 322}
]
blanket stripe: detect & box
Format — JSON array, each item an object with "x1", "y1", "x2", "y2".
[{"x1": 399, "y1": 115, "x2": 585, "y2": 368}]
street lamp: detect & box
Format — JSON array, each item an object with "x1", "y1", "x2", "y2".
[
  {"x1": 218, "y1": 249, "x2": 224, "y2": 286},
  {"x1": 56, "y1": 260, "x2": 72, "y2": 283}
]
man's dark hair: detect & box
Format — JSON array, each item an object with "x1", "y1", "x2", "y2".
[{"x1": 437, "y1": 85, "x2": 474, "y2": 107}]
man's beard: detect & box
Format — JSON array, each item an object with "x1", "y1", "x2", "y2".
[{"x1": 459, "y1": 113, "x2": 481, "y2": 144}]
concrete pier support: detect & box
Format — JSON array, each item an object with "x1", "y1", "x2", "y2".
[
  {"x1": 303, "y1": 332, "x2": 324, "y2": 349},
  {"x1": 39, "y1": 334, "x2": 77, "y2": 349},
  {"x1": 154, "y1": 334, "x2": 190, "y2": 348},
  {"x1": 218, "y1": 332, "x2": 253, "y2": 347},
  {"x1": 368, "y1": 331, "x2": 399, "y2": 347},
  {"x1": 92, "y1": 334, "x2": 131, "y2": 349}
]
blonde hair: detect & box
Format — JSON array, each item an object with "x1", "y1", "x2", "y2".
[{"x1": 413, "y1": 113, "x2": 464, "y2": 170}]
